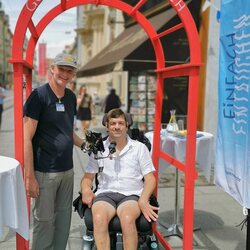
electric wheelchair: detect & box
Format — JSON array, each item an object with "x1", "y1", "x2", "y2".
[{"x1": 74, "y1": 113, "x2": 159, "y2": 250}]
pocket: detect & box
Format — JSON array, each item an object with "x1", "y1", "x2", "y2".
[{"x1": 33, "y1": 172, "x2": 56, "y2": 221}]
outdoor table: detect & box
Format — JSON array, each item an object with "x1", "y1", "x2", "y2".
[
  {"x1": 145, "y1": 130, "x2": 214, "y2": 181},
  {"x1": 145, "y1": 130, "x2": 214, "y2": 238},
  {"x1": 0, "y1": 155, "x2": 29, "y2": 240}
]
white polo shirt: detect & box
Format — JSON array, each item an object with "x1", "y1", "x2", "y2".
[{"x1": 85, "y1": 136, "x2": 155, "y2": 196}]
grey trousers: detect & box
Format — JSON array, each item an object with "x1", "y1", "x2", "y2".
[{"x1": 32, "y1": 169, "x2": 74, "y2": 250}]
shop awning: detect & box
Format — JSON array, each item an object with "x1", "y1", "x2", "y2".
[{"x1": 77, "y1": 7, "x2": 177, "y2": 77}]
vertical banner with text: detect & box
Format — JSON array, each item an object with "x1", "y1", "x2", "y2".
[{"x1": 215, "y1": 0, "x2": 250, "y2": 207}]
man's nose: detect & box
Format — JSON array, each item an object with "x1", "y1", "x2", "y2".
[{"x1": 61, "y1": 70, "x2": 68, "y2": 76}]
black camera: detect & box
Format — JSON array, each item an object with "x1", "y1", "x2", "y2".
[
  {"x1": 81, "y1": 130, "x2": 116, "y2": 159},
  {"x1": 81, "y1": 130, "x2": 105, "y2": 155}
]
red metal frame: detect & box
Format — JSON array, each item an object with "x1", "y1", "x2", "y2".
[{"x1": 9, "y1": 1, "x2": 201, "y2": 249}]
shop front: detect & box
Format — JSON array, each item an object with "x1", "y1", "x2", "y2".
[{"x1": 77, "y1": 0, "x2": 202, "y2": 131}]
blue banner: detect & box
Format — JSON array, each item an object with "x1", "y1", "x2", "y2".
[{"x1": 215, "y1": 0, "x2": 250, "y2": 207}]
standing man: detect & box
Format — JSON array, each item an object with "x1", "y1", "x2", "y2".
[
  {"x1": 81, "y1": 108, "x2": 159, "y2": 250},
  {"x1": 0, "y1": 83, "x2": 5, "y2": 129},
  {"x1": 23, "y1": 53, "x2": 84, "y2": 250}
]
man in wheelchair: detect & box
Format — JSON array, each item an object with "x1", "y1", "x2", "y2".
[{"x1": 80, "y1": 108, "x2": 159, "y2": 250}]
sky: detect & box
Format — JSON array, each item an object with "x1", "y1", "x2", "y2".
[{"x1": 1, "y1": 0, "x2": 77, "y2": 58}]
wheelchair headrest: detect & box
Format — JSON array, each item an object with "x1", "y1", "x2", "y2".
[{"x1": 102, "y1": 113, "x2": 133, "y2": 127}]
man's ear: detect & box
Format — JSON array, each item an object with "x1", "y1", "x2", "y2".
[{"x1": 50, "y1": 65, "x2": 55, "y2": 75}]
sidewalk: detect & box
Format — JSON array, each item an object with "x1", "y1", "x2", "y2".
[{"x1": 0, "y1": 101, "x2": 247, "y2": 249}]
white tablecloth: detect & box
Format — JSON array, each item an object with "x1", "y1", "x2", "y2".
[
  {"x1": 0, "y1": 156, "x2": 29, "y2": 240},
  {"x1": 145, "y1": 131, "x2": 214, "y2": 181}
]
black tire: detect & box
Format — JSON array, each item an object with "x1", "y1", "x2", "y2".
[{"x1": 82, "y1": 241, "x2": 92, "y2": 250}]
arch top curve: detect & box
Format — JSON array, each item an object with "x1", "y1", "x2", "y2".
[
  {"x1": 11, "y1": 0, "x2": 200, "y2": 70},
  {"x1": 11, "y1": 0, "x2": 70, "y2": 61}
]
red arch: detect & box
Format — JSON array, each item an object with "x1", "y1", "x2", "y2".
[{"x1": 10, "y1": 1, "x2": 201, "y2": 249}]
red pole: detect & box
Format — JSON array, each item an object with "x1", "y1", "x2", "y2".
[{"x1": 13, "y1": 63, "x2": 28, "y2": 250}]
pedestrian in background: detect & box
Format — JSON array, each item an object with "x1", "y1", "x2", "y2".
[
  {"x1": 23, "y1": 53, "x2": 84, "y2": 250},
  {"x1": 69, "y1": 80, "x2": 77, "y2": 95},
  {"x1": 104, "y1": 88, "x2": 121, "y2": 113},
  {"x1": 93, "y1": 91, "x2": 101, "y2": 116},
  {"x1": 77, "y1": 85, "x2": 93, "y2": 132},
  {"x1": 0, "y1": 83, "x2": 5, "y2": 129}
]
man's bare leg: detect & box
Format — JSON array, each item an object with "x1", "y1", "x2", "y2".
[
  {"x1": 117, "y1": 200, "x2": 141, "y2": 250},
  {"x1": 92, "y1": 201, "x2": 116, "y2": 250}
]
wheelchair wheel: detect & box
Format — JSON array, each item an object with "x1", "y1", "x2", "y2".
[
  {"x1": 82, "y1": 241, "x2": 93, "y2": 250},
  {"x1": 146, "y1": 235, "x2": 159, "y2": 250},
  {"x1": 82, "y1": 235, "x2": 95, "y2": 250}
]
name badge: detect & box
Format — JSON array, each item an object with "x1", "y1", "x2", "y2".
[{"x1": 56, "y1": 103, "x2": 65, "y2": 112}]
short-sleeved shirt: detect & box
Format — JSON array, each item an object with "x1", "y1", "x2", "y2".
[
  {"x1": 85, "y1": 136, "x2": 155, "y2": 196},
  {"x1": 23, "y1": 83, "x2": 77, "y2": 172}
]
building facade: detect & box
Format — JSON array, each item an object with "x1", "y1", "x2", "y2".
[
  {"x1": 0, "y1": 2, "x2": 12, "y2": 88},
  {"x1": 76, "y1": 1, "x2": 203, "y2": 129},
  {"x1": 76, "y1": 5, "x2": 126, "y2": 108}
]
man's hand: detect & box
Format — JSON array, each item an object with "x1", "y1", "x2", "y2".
[
  {"x1": 81, "y1": 188, "x2": 95, "y2": 208},
  {"x1": 81, "y1": 173, "x2": 95, "y2": 208},
  {"x1": 138, "y1": 198, "x2": 159, "y2": 222},
  {"x1": 26, "y1": 176, "x2": 40, "y2": 198}
]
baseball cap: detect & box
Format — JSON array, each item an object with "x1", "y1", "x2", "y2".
[{"x1": 53, "y1": 53, "x2": 77, "y2": 69}]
